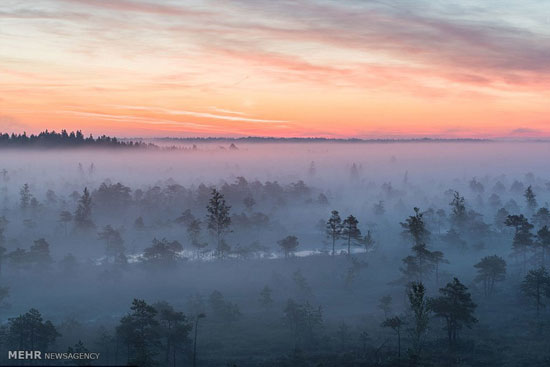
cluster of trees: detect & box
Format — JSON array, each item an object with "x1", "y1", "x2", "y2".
[
  {"x1": 0, "y1": 130, "x2": 149, "y2": 148},
  {"x1": 6, "y1": 156, "x2": 550, "y2": 366},
  {"x1": 325, "y1": 210, "x2": 374, "y2": 256}
]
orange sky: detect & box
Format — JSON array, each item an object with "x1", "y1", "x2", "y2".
[{"x1": 1, "y1": 0, "x2": 550, "y2": 138}]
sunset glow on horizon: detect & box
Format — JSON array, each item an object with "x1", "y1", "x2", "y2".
[{"x1": 1, "y1": 0, "x2": 550, "y2": 138}]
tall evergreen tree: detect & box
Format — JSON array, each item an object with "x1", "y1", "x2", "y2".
[
  {"x1": 7, "y1": 308, "x2": 60, "y2": 351},
  {"x1": 505, "y1": 214, "x2": 534, "y2": 273},
  {"x1": 381, "y1": 316, "x2": 404, "y2": 360},
  {"x1": 400, "y1": 207, "x2": 430, "y2": 245},
  {"x1": 154, "y1": 301, "x2": 192, "y2": 367},
  {"x1": 74, "y1": 187, "x2": 94, "y2": 230},
  {"x1": 430, "y1": 278, "x2": 477, "y2": 347},
  {"x1": 536, "y1": 225, "x2": 550, "y2": 268},
  {"x1": 521, "y1": 267, "x2": 550, "y2": 318},
  {"x1": 524, "y1": 185, "x2": 538, "y2": 213},
  {"x1": 117, "y1": 299, "x2": 160, "y2": 366},
  {"x1": 98, "y1": 225, "x2": 125, "y2": 263},
  {"x1": 206, "y1": 189, "x2": 231, "y2": 258},
  {"x1": 449, "y1": 191, "x2": 467, "y2": 230},
  {"x1": 407, "y1": 282, "x2": 430, "y2": 356},
  {"x1": 326, "y1": 210, "x2": 343, "y2": 256},
  {"x1": 342, "y1": 215, "x2": 361, "y2": 255},
  {"x1": 400, "y1": 208, "x2": 443, "y2": 283},
  {"x1": 19, "y1": 183, "x2": 31, "y2": 209}
]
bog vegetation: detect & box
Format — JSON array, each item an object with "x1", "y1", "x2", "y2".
[{"x1": 0, "y1": 137, "x2": 549, "y2": 366}]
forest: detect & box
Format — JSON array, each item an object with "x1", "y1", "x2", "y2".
[{"x1": 0, "y1": 139, "x2": 549, "y2": 366}]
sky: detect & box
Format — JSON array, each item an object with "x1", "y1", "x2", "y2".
[{"x1": 1, "y1": 0, "x2": 550, "y2": 138}]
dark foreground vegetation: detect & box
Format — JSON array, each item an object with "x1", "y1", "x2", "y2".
[{"x1": 0, "y1": 144, "x2": 550, "y2": 366}]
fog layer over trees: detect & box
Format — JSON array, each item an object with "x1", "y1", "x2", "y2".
[{"x1": 1, "y1": 141, "x2": 550, "y2": 366}]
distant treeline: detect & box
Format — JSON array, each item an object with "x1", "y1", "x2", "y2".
[
  {"x1": 147, "y1": 136, "x2": 491, "y2": 143},
  {"x1": 0, "y1": 130, "x2": 152, "y2": 148}
]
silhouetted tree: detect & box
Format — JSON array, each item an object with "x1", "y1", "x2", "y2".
[
  {"x1": 206, "y1": 189, "x2": 231, "y2": 258},
  {"x1": 208, "y1": 290, "x2": 241, "y2": 323},
  {"x1": 278, "y1": 235, "x2": 299, "y2": 258},
  {"x1": 283, "y1": 299, "x2": 323, "y2": 349},
  {"x1": 400, "y1": 207, "x2": 430, "y2": 246},
  {"x1": 74, "y1": 187, "x2": 94, "y2": 230},
  {"x1": 521, "y1": 267, "x2": 550, "y2": 318},
  {"x1": 326, "y1": 210, "x2": 343, "y2": 256},
  {"x1": 98, "y1": 225, "x2": 125, "y2": 263},
  {"x1": 430, "y1": 278, "x2": 477, "y2": 347},
  {"x1": 506, "y1": 214, "x2": 534, "y2": 273},
  {"x1": 292, "y1": 269, "x2": 313, "y2": 299},
  {"x1": 154, "y1": 301, "x2": 192, "y2": 366},
  {"x1": 117, "y1": 299, "x2": 160, "y2": 366},
  {"x1": 449, "y1": 191, "x2": 467, "y2": 230},
  {"x1": 19, "y1": 183, "x2": 31, "y2": 209},
  {"x1": 142, "y1": 238, "x2": 183, "y2": 267},
  {"x1": 187, "y1": 219, "x2": 206, "y2": 259},
  {"x1": 525, "y1": 185, "x2": 538, "y2": 213},
  {"x1": 362, "y1": 230, "x2": 376, "y2": 253},
  {"x1": 469, "y1": 178, "x2": 484, "y2": 194},
  {"x1": 0, "y1": 216, "x2": 7, "y2": 275},
  {"x1": 29, "y1": 238, "x2": 52, "y2": 267},
  {"x1": 536, "y1": 225, "x2": 550, "y2": 268},
  {"x1": 382, "y1": 316, "x2": 404, "y2": 360},
  {"x1": 342, "y1": 215, "x2": 361, "y2": 255},
  {"x1": 58, "y1": 210, "x2": 72, "y2": 236},
  {"x1": 474, "y1": 255, "x2": 506, "y2": 296},
  {"x1": 494, "y1": 207, "x2": 510, "y2": 232},
  {"x1": 7, "y1": 308, "x2": 60, "y2": 351},
  {"x1": 94, "y1": 327, "x2": 114, "y2": 365},
  {"x1": 533, "y1": 207, "x2": 550, "y2": 229},
  {"x1": 407, "y1": 282, "x2": 430, "y2": 356},
  {"x1": 67, "y1": 340, "x2": 91, "y2": 366}
]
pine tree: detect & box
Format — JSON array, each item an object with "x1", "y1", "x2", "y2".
[
  {"x1": 326, "y1": 210, "x2": 343, "y2": 256},
  {"x1": 58, "y1": 210, "x2": 72, "y2": 236},
  {"x1": 505, "y1": 214, "x2": 534, "y2": 274},
  {"x1": 278, "y1": 235, "x2": 299, "y2": 258},
  {"x1": 74, "y1": 187, "x2": 94, "y2": 230},
  {"x1": 19, "y1": 183, "x2": 31, "y2": 209},
  {"x1": 407, "y1": 282, "x2": 430, "y2": 356},
  {"x1": 449, "y1": 191, "x2": 467, "y2": 229},
  {"x1": 342, "y1": 215, "x2": 361, "y2": 255},
  {"x1": 525, "y1": 185, "x2": 538, "y2": 213},
  {"x1": 474, "y1": 255, "x2": 506, "y2": 296},
  {"x1": 536, "y1": 225, "x2": 550, "y2": 268},
  {"x1": 206, "y1": 189, "x2": 231, "y2": 258},
  {"x1": 117, "y1": 299, "x2": 160, "y2": 366},
  {"x1": 521, "y1": 267, "x2": 550, "y2": 318},
  {"x1": 98, "y1": 225, "x2": 125, "y2": 263},
  {"x1": 430, "y1": 278, "x2": 477, "y2": 347},
  {"x1": 381, "y1": 316, "x2": 404, "y2": 360}
]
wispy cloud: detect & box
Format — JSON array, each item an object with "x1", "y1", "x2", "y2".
[{"x1": 111, "y1": 105, "x2": 290, "y2": 124}]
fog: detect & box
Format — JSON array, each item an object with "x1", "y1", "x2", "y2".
[{"x1": 1, "y1": 141, "x2": 550, "y2": 366}]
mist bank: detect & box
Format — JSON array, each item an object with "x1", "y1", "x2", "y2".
[{"x1": 0, "y1": 141, "x2": 550, "y2": 366}]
